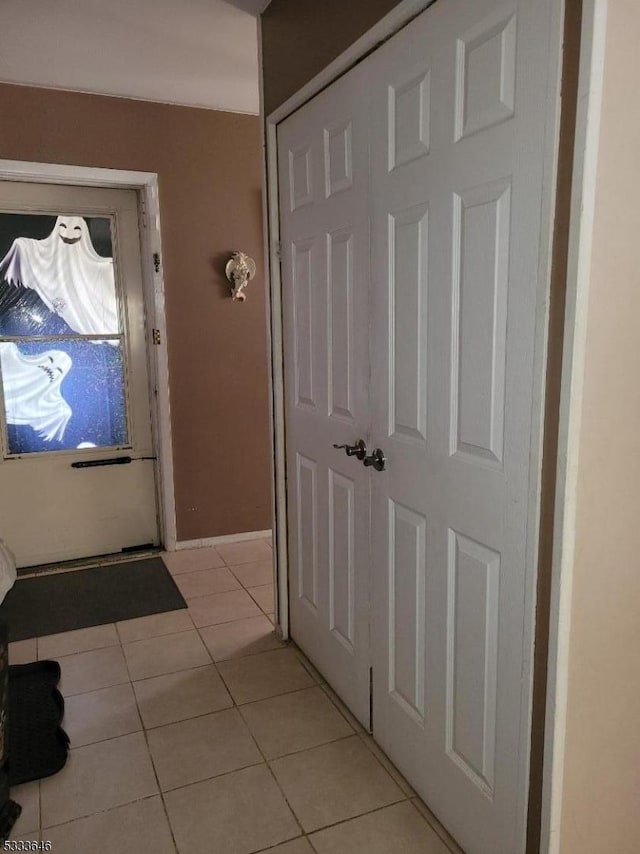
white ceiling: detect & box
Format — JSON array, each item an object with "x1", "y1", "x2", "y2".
[{"x1": 0, "y1": 0, "x2": 260, "y2": 114}]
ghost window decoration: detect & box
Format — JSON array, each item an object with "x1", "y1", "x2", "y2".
[
  {"x1": 0, "y1": 213, "x2": 129, "y2": 454},
  {"x1": 0, "y1": 215, "x2": 118, "y2": 339},
  {"x1": 225, "y1": 251, "x2": 256, "y2": 302},
  {"x1": 0, "y1": 342, "x2": 73, "y2": 443}
]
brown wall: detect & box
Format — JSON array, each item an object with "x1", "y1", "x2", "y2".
[
  {"x1": 261, "y1": 0, "x2": 403, "y2": 115},
  {"x1": 0, "y1": 83, "x2": 272, "y2": 541},
  {"x1": 557, "y1": 2, "x2": 640, "y2": 850}
]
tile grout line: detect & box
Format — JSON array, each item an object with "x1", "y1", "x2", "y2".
[
  {"x1": 64, "y1": 722, "x2": 143, "y2": 751},
  {"x1": 44, "y1": 687, "x2": 423, "y2": 845},
  {"x1": 355, "y1": 732, "x2": 414, "y2": 798},
  {"x1": 120, "y1": 628, "x2": 212, "y2": 684},
  {"x1": 122, "y1": 629, "x2": 292, "y2": 832},
  {"x1": 41, "y1": 793, "x2": 166, "y2": 836},
  {"x1": 236, "y1": 682, "x2": 328, "y2": 709},
  {"x1": 41, "y1": 632, "x2": 386, "y2": 838},
  {"x1": 217, "y1": 678, "x2": 326, "y2": 708},
  {"x1": 218, "y1": 638, "x2": 412, "y2": 844},
  {"x1": 408, "y1": 798, "x2": 462, "y2": 854},
  {"x1": 177, "y1": 585, "x2": 243, "y2": 601},
  {"x1": 119, "y1": 636, "x2": 181, "y2": 854},
  {"x1": 303, "y1": 799, "x2": 429, "y2": 844},
  {"x1": 59, "y1": 678, "x2": 358, "y2": 788},
  {"x1": 54, "y1": 629, "x2": 214, "y2": 698},
  {"x1": 204, "y1": 641, "x2": 308, "y2": 845},
  {"x1": 193, "y1": 626, "x2": 283, "y2": 666},
  {"x1": 287, "y1": 650, "x2": 463, "y2": 852},
  {"x1": 117, "y1": 621, "x2": 195, "y2": 646},
  {"x1": 130, "y1": 660, "x2": 214, "y2": 688},
  {"x1": 290, "y1": 646, "x2": 327, "y2": 687},
  {"x1": 39, "y1": 636, "x2": 176, "y2": 836},
  {"x1": 238, "y1": 714, "x2": 358, "y2": 762}
]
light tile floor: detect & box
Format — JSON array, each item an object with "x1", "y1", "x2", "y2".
[{"x1": 6, "y1": 541, "x2": 463, "y2": 853}]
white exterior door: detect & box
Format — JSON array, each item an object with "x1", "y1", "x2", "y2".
[
  {"x1": 368, "y1": 1, "x2": 557, "y2": 852},
  {"x1": 278, "y1": 65, "x2": 372, "y2": 725},
  {"x1": 278, "y1": 0, "x2": 560, "y2": 849},
  {"x1": 0, "y1": 181, "x2": 159, "y2": 567}
]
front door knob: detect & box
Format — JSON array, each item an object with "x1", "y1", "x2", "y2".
[
  {"x1": 363, "y1": 448, "x2": 386, "y2": 471},
  {"x1": 332, "y1": 439, "x2": 367, "y2": 461}
]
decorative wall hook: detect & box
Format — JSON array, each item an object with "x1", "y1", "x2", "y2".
[{"x1": 225, "y1": 251, "x2": 256, "y2": 302}]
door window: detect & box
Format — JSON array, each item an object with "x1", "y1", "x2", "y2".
[{"x1": 0, "y1": 213, "x2": 129, "y2": 455}]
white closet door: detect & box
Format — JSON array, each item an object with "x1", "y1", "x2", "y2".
[
  {"x1": 277, "y1": 64, "x2": 372, "y2": 725},
  {"x1": 368, "y1": 0, "x2": 556, "y2": 852}
]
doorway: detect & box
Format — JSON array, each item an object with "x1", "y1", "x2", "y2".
[{"x1": 0, "y1": 180, "x2": 163, "y2": 567}]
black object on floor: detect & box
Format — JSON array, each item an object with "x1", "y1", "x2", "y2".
[
  {"x1": 0, "y1": 557, "x2": 187, "y2": 642},
  {"x1": 8, "y1": 661, "x2": 70, "y2": 786},
  {"x1": 0, "y1": 622, "x2": 20, "y2": 841}
]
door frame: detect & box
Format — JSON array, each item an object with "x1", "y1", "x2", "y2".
[
  {"x1": 0, "y1": 159, "x2": 177, "y2": 552},
  {"x1": 261, "y1": 0, "x2": 607, "y2": 850},
  {"x1": 539, "y1": 2, "x2": 609, "y2": 852}
]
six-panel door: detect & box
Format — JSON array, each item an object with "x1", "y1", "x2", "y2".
[
  {"x1": 277, "y1": 64, "x2": 372, "y2": 727},
  {"x1": 368, "y1": 1, "x2": 555, "y2": 852}
]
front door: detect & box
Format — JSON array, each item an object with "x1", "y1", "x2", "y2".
[{"x1": 0, "y1": 181, "x2": 159, "y2": 567}]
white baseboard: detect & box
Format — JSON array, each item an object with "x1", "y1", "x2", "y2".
[{"x1": 174, "y1": 529, "x2": 272, "y2": 551}]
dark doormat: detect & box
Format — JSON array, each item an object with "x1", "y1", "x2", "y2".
[
  {"x1": 8, "y1": 661, "x2": 70, "y2": 785},
  {"x1": 0, "y1": 557, "x2": 187, "y2": 642}
]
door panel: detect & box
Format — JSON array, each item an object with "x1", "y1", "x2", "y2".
[
  {"x1": 453, "y1": 179, "x2": 510, "y2": 466},
  {"x1": 368, "y1": 1, "x2": 555, "y2": 852},
  {"x1": 0, "y1": 181, "x2": 158, "y2": 566},
  {"x1": 278, "y1": 65, "x2": 371, "y2": 726}
]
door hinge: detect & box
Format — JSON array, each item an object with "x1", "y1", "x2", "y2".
[
  {"x1": 369, "y1": 666, "x2": 374, "y2": 733},
  {"x1": 152, "y1": 328, "x2": 162, "y2": 345},
  {"x1": 140, "y1": 197, "x2": 148, "y2": 228},
  {"x1": 274, "y1": 240, "x2": 282, "y2": 260},
  {"x1": 153, "y1": 252, "x2": 161, "y2": 273}
]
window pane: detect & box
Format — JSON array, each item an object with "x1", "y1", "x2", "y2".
[
  {"x1": 0, "y1": 213, "x2": 118, "y2": 337},
  {"x1": 0, "y1": 339, "x2": 128, "y2": 454}
]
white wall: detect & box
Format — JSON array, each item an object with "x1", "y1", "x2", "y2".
[
  {"x1": 553, "y1": 1, "x2": 640, "y2": 850},
  {"x1": 0, "y1": 0, "x2": 259, "y2": 113}
]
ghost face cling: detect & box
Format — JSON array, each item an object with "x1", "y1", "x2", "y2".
[{"x1": 58, "y1": 217, "x2": 84, "y2": 246}]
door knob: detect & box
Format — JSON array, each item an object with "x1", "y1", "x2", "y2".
[
  {"x1": 363, "y1": 448, "x2": 386, "y2": 471},
  {"x1": 332, "y1": 439, "x2": 367, "y2": 461}
]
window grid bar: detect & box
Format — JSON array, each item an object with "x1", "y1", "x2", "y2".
[{"x1": 0, "y1": 334, "x2": 123, "y2": 344}]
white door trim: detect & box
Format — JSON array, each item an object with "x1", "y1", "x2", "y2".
[
  {"x1": 0, "y1": 159, "x2": 177, "y2": 552},
  {"x1": 262, "y1": 0, "x2": 605, "y2": 850},
  {"x1": 540, "y1": 2, "x2": 609, "y2": 852}
]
